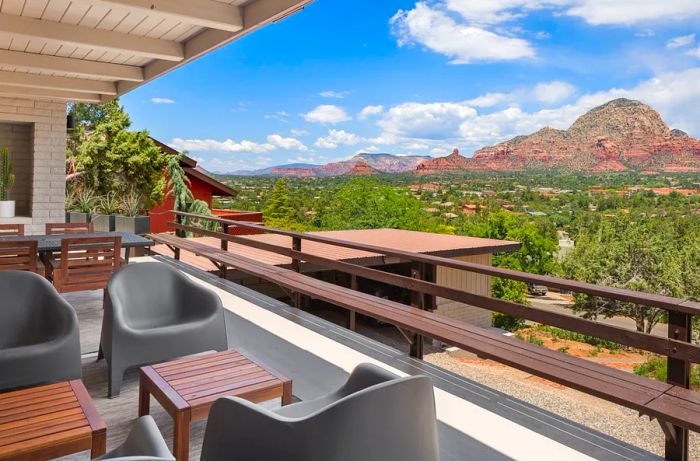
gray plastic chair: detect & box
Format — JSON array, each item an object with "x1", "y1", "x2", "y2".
[
  {"x1": 97, "y1": 416, "x2": 174, "y2": 461},
  {"x1": 0, "y1": 270, "x2": 81, "y2": 391},
  {"x1": 200, "y1": 363, "x2": 440, "y2": 461},
  {"x1": 99, "y1": 262, "x2": 228, "y2": 397}
]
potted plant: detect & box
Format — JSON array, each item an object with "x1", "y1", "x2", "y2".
[
  {"x1": 116, "y1": 189, "x2": 150, "y2": 234},
  {"x1": 0, "y1": 147, "x2": 15, "y2": 218},
  {"x1": 68, "y1": 188, "x2": 95, "y2": 223},
  {"x1": 92, "y1": 192, "x2": 121, "y2": 232}
]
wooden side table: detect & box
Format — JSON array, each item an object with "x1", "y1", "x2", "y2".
[
  {"x1": 139, "y1": 349, "x2": 292, "y2": 461},
  {"x1": 0, "y1": 380, "x2": 106, "y2": 461}
]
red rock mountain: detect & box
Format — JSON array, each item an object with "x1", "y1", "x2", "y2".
[
  {"x1": 417, "y1": 99, "x2": 700, "y2": 174},
  {"x1": 348, "y1": 161, "x2": 378, "y2": 175},
  {"x1": 270, "y1": 167, "x2": 316, "y2": 177}
]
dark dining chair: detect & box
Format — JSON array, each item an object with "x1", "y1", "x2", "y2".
[
  {"x1": 47, "y1": 236, "x2": 122, "y2": 293},
  {"x1": 45, "y1": 222, "x2": 94, "y2": 235},
  {"x1": 0, "y1": 239, "x2": 39, "y2": 273},
  {"x1": 97, "y1": 416, "x2": 174, "y2": 461},
  {"x1": 0, "y1": 223, "x2": 24, "y2": 236},
  {"x1": 0, "y1": 270, "x2": 81, "y2": 391}
]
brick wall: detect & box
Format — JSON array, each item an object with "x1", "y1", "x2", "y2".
[
  {"x1": 435, "y1": 253, "x2": 493, "y2": 328},
  {"x1": 0, "y1": 97, "x2": 66, "y2": 235}
]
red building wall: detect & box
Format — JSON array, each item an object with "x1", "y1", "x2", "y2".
[{"x1": 149, "y1": 174, "x2": 214, "y2": 234}]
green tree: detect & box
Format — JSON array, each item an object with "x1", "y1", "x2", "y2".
[
  {"x1": 319, "y1": 177, "x2": 435, "y2": 231},
  {"x1": 561, "y1": 214, "x2": 699, "y2": 333},
  {"x1": 67, "y1": 100, "x2": 167, "y2": 211}
]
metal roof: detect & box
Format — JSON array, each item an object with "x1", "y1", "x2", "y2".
[
  {"x1": 0, "y1": 0, "x2": 312, "y2": 102},
  {"x1": 160, "y1": 229, "x2": 520, "y2": 271}
]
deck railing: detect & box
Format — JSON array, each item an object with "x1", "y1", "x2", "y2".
[{"x1": 166, "y1": 210, "x2": 699, "y2": 460}]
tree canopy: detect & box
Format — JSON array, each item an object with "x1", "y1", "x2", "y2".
[{"x1": 67, "y1": 100, "x2": 167, "y2": 212}]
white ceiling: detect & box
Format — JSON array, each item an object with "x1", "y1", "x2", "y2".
[{"x1": 0, "y1": 0, "x2": 311, "y2": 102}]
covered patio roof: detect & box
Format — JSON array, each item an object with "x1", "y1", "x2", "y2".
[{"x1": 0, "y1": 0, "x2": 311, "y2": 102}]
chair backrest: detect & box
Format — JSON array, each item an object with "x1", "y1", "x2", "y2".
[
  {"x1": 0, "y1": 240, "x2": 38, "y2": 273},
  {"x1": 0, "y1": 223, "x2": 24, "y2": 236},
  {"x1": 53, "y1": 236, "x2": 121, "y2": 293},
  {"x1": 201, "y1": 374, "x2": 440, "y2": 461},
  {"x1": 46, "y1": 222, "x2": 94, "y2": 235},
  {"x1": 106, "y1": 261, "x2": 222, "y2": 329}
]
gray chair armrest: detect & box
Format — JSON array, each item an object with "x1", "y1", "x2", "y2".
[{"x1": 98, "y1": 416, "x2": 174, "y2": 461}]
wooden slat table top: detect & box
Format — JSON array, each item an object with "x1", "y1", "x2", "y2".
[
  {"x1": 0, "y1": 380, "x2": 105, "y2": 461},
  {"x1": 142, "y1": 350, "x2": 290, "y2": 418}
]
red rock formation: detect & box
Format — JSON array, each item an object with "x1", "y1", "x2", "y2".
[
  {"x1": 270, "y1": 167, "x2": 316, "y2": 177},
  {"x1": 421, "y1": 99, "x2": 700, "y2": 174},
  {"x1": 346, "y1": 161, "x2": 378, "y2": 175},
  {"x1": 416, "y1": 148, "x2": 477, "y2": 174}
]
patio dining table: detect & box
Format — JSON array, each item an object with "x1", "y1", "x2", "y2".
[{"x1": 0, "y1": 231, "x2": 153, "y2": 262}]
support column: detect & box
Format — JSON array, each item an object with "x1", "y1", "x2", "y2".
[
  {"x1": 291, "y1": 237, "x2": 302, "y2": 308},
  {"x1": 665, "y1": 311, "x2": 691, "y2": 461},
  {"x1": 409, "y1": 261, "x2": 424, "y2": 359}
]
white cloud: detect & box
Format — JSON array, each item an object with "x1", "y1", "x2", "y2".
[
  {"x1": 688, "y1": 47, "x2": 700, "y2": 58},
  {"x1": 667, "y1": 33, "x2": 695, "y2": 49},
  {"x1": 287, "y1": 156, "x2": 317, "y2": 163},
  {"x1": 466, "y1": 92, "x2": 510, "y2": 108},
  {"x1": 170, "y1": 134, "x2": 307, "y2": 154},
  {"x1": 265, "y1": 111, "x2": 290, "y2": 122},
  {"x1": 291, "y1": 129, "x2": 309, "y2": 137},
  {"x1": 358, "y1": 105, "x2": 384, "y2": 119},
  {"x1": 302, "y1": 105, "x2": 351, "y2": 124},
  {"x1": 151, "y1": 97, "x2": 175, "y2": 104},
  {"x1": 357, "y1": 146, "x2": 382, "y2": 154},
  {"x1": 533, "y1": 81, "x2": 576, "y2": 104},
  {"x1": 170, "y1": 138, "x2": 275, "y2": 154},
  {"x1": 266, "y1": 134, "x2": 308, "y2": 151},
  {"x1": 315, "y1": 129, "x2": 362, "y2": 149},
  {"x1": 379, "y1": 101, "x2": 477, "y2": 139},
  {"x1": 566, "y1": 1, "x2": 700, "y2": 25},
  {"x1": 369, "y1": 68, "x2": 700, "y2": 155},
  {"x1": 391, "y1": 2, "x2": 535, "y2": 64},
  {"x1": 635, "y1": 29, "x2": 655, "y2": 38},
  {"x1": 319, "y1": 90, "x2": 350, "y2": 99}
]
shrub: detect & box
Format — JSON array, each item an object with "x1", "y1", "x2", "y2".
[
  {"x1": 634, "y1": 357, "x2": 700, "y2": 388},
  {"x1": 492, "y1": 312, "x2": 525, "y2": 332},
  {"x1": 536, "y1": 325, "x2": 623, "y2": 351}
]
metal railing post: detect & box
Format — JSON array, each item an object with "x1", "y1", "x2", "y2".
[{"x1": 665, "y1": 311, "x2": 691, "y2": 461}]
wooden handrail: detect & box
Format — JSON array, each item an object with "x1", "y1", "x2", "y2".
[
  {"x1": 168, "y1": 220, "x2": 700, "y2": 362},
  {"x1": 171, "y1": 211, "x2": 700, "y2": 315}
]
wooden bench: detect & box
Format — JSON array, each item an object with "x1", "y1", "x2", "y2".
[{"x1": 150, "y1": 233, "x2": 700, "y2": 440}]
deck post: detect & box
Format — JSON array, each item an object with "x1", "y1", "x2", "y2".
[
  {"x1": 665, "y1": 311, "x2": 691, "y2": 461},
  {"x1": 349, "y1": 274, "x2": 357, "y2": 331},
  {"x1": 409, "y1": 261, "x2": 424, "y2": 359},
  {"x1": 291, "y1": 237, "x2": 302, "y2": 308},
  {"x1": 219, "y1": 223, "x2": 229, "y2": 279}
]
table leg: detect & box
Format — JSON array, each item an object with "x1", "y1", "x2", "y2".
[
  {"x1": 282, "y1": 380, "x2": 293, "y2": 406},
  {"x1": 90, "y1": 429, "x2": 107, "y2": 459},
  {"x1": 124, "y1": 247, "x2": 131, "y2": 264},
  {"x1": 138, "y1": 374, "x2": 150, "y2": 417},
  {"x1": 174, "y1": 408, "x2": 191, "y2": 461}
]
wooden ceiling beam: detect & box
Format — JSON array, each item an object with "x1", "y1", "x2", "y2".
[
  {"x1": 74, "y1": 0, "x2": 243, "y2": 32},
  {"x1": 0, "y1": 70, "x2": 117, "y2": 95},
  {"x1": 0, "y1": 13, "x2": 184, "y2": 62},
  {"x1": 0, "y1": 49, "x2": 143, "y2": 82},
  {"x1": 0, "y1": 85, "x2": 102, "y2": 103}
]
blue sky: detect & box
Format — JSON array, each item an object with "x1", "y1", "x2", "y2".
[{"x1": 121, "y1": 0, "x2": 700, "y2": 172}]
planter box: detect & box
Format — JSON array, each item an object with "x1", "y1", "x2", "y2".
[
  {"x1": 0, "y1": 200, "x2": 15, "y2": 218},
  {"x1": 92, "y1": 214, "x2": 116, "y2": 232},
  {"x1": 68, "y1": 212, "x2": 91, "y2": 223},
  {"x1": 115, "y1": 215, "x2": 150, "y2": 235}
]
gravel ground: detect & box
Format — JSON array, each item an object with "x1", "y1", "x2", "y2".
[{"x1": 425, "y1": 351, "x2": 698, "y2": 460}]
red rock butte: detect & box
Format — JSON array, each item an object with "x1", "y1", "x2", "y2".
[{"x1": 416, "y1": 98, "x2": 700, "y2": 174}]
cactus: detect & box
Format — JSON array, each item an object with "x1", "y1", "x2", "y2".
[{"x1": 0, "y1": 147, "x2": 14, "y2": 202}]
